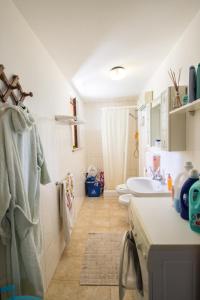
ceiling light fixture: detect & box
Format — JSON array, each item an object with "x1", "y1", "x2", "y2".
[{"x1": 110, "y1": 66, "x2": 126, "y2": 80}]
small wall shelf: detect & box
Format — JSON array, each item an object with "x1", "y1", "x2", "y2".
[
  {"x1": 169, "y1": 98, "x2": 200, "y2": 116},
  {"x1": 55, "y1": 115, "x2": 85, "y2": 125}
]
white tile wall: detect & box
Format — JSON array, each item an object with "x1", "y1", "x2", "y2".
[{"x1": 0, "y1": 0, "x2": 86, "y2": 292}]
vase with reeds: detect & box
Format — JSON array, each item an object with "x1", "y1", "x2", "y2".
[{"x1": 168, "y1": 68, "x2": 182, "y2": 109}]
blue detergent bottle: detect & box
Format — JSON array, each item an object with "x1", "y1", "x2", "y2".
[
  {"x1": 189, "y1": 180, "x2": 200, "y2": 233},
  {"x1": 173, "y1": 161, "x2": 193, "y2": 213},
  {"x1": 180, "y1": 169, "x2": 199, "y2": 220}
]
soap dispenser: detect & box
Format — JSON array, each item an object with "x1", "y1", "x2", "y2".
[{"x1": 180, "y1": 169, "x2": 199, "y2": 220}]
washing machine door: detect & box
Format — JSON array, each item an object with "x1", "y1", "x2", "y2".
[{"x1": 119, "y1": 231, "x2": 144, "y2": 300}]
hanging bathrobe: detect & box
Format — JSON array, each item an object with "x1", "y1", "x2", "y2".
[{"x1": 0, "y1": 104, "x2": 50, "y2": 297}]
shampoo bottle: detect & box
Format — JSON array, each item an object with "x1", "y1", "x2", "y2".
[
  {"x1": 173, "y1": 161, "x2": 193, "y2": 213},
  {"x1": 180, "y1": 169, "x2": 199, "y2": 220},
  {"x1": 189, "y1": 180, "x2": 200, "y2": 233}
]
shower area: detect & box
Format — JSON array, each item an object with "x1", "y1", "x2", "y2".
[{"x1": 101, "y1": 106, "x2": 138, "y2": 193}]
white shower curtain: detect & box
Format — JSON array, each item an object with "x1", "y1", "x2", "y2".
[{"x1": 101, "y1": 107, "x2": 130, "y2": 190}]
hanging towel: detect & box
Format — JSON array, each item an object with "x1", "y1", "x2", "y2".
[
  {"x1": 196, "y1": 63, "x2": 200, "y2": 100},
  {"x1": 65, "y1": 173, "x2": 74, "y2": 210},
  {"x1": 0, "y1": 104, "x2": 51, "y2": 297},
  {"x1": 189, "y1": 66, "x2": 197, "y2": 103},
  {"x1": 119, "y1": 231, "x2": 143, "y2": 300},
  {"x1": 58, "y1": 175, "x2": 75, "y2": 243}
]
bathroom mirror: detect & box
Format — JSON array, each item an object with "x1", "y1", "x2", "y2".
[{"x1": 150, "y1": 98, "x2": 161, "y2": 147}]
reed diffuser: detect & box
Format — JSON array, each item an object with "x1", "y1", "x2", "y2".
[{"x1": 168, "y1": 68, "x2": 182, "y2": 109}]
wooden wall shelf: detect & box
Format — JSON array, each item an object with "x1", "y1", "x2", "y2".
[{"x1": 169, "y1": 98, "x2": 200, "y2": 116}]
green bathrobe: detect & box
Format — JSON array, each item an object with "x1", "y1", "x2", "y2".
[{"x1": 0, "y1": 104, "x2": 50, "y2": 297}]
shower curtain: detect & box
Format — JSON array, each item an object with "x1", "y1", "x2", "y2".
[{"x1": 101, "y1": 107, "x2": 130, "y2": 190}]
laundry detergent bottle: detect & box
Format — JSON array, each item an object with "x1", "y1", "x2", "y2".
[
  {"x1": 189, "y1": 180, "x2": 200, "y2": 233},
  {"x1": 180, "y1": 169, "x2": 199, "y2": 220},
  {"x1": 173, "y1": 161, "x2": 193, "y2": 213}
]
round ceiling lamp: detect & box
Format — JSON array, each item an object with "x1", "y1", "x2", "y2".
[{"x1": 110, "y1": 66, "x2": 126, "y2": 80}]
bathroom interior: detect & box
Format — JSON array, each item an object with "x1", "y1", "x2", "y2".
[{"x1": 1, "y1": 1, "x2": 200, "y2": 300}]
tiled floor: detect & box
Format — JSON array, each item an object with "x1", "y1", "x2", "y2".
[{"x1": 45, "y1": 196, "x2": 134, "y2": 300}]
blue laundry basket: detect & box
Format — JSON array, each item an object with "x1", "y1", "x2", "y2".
[
  {"x1": 85, "y1": 177, "x2": 101, "y2": 197},
  {"x1": 0, "y1": 285, "x2": 42, "y2": 300}
]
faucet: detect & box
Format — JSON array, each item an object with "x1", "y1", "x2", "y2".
[{"x1": 148, "y1": 167, "x2": 166, "y2": 185}]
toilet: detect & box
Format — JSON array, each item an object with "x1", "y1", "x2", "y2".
[
  {"x1": 116, "y1": 183, "x2": 130, "y2": 195},
  {"x1": 118, "y1": 193, "x2": 134, "y2": 206}
]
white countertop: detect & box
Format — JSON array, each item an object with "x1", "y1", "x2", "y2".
[{"x1": 129, "y1": 197, "x2": 200, "y2": 246}]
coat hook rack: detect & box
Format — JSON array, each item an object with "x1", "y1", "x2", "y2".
[{"x1": 0, "y1": 64, "x2": 33, "y2": 105}]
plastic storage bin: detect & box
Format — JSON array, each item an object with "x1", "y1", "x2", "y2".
[{"x1": 85, "y1": 177, "x2": 101, "y2": 197}]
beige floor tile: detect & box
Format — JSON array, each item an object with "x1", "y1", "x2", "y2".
[
  {"x1": 88, "y1": 226, "x2": 112, "y2": 233},
  {"x1": 94, "y1": 210, "x2": 110, "y2": 218},
  {"x1": 110, "y1": 218, "x2": 128, "y2": 228},
  {"x1": 63, "y1": 239, "x2": 86, "y2": 257},
  {"x1": 54, "y1": 256, "x2": 82, "y2": 281},
  {"x1": 45, "y1": 196, "x2": 129, "y2": 299},
  {"x1": 45, "y1": 280, "x2": 79, "y2": 300},
  {"x1": 74, "y1": 217, "x2": 92, "y2": 228},
  {"x1": 70, "y1": 228, "x2": 89, "y2": 240},
  {"x1": 78, "y1": 286, "x2": 111, "y2": 300},
  {"x1": 91, "y1": 217, "x2": 110, "y2": 228}
]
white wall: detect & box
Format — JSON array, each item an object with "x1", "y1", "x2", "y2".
[
  {"x1": 85, "y1": 98, "x2": 139, "y2": 187},
  {"x1": 0, "y1": 0, "x2": 86, "y2": 291},
  {"x1": 138, "y1": 10, "x2": 200, "y2": 179}
]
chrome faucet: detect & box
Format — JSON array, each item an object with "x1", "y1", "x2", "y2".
[{"x1": 148, "y1": 167, "x2": 166, "y2": 185}]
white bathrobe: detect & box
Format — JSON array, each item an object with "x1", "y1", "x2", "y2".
[{"x1": 0, "y1": 104, "x2": 50, "y2": 297}]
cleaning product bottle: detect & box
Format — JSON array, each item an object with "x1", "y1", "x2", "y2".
[
  {"x1": 173, "y1": 161, "x2": 194, "y2": 213},
  {"x1": 189, "y1": 65, "x2": 197, "y2": 103},
  {"x1": 189, "y1": 180, "x2": 200, "y2": 233},
  {"x1": 196, "y1": 63, "x2": 200, "y2": 100},
  {"x1": 167, "y1": 174, "x2": 173, "y2": 192},
  {"x1": 180, "y1": 169, "x2": 199, "y2": 220}
]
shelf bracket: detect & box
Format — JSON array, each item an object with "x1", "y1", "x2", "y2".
[{"x1": 189, "y1": 110, "x2": 195, "y2": 116}]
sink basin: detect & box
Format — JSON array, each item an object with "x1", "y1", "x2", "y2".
[{"x1": 126, "y1": 177, "x2": 170, "y2": 197}]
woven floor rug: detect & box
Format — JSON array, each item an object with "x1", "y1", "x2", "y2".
[{"x1": 80, "y1": 232, "x2": 123, "y2": 286}]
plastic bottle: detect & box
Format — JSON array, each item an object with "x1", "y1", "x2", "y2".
[
  {"x1": 173, "y1": 161, "x2": 194, "y2": 213},
  {"x1": 189, "y1": 66, "x2": 197, "y2": 103},
  {"x1": 189, "y1": 180, "x2": 200, "y2": 233},
  {"x1": 167, "y1": 174, "x2": 173, "y2": 192},
  {"x1": 180, "y1": 169, "x2": 199, "y2": 220},
  {"x1": 196, "y1": 63, "x2": 200, "y2": 100}
]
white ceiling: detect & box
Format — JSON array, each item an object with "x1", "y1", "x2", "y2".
[{"x1": 13, "y1": 0, "x2": 200, "y2": 102}]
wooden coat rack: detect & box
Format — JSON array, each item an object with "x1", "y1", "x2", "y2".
[{"x1": 0, "y1": 64, "x2": 33, "y2": 105}]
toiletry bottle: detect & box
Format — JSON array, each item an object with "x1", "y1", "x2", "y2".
[
  {"x1": 196, "y1": 63, "x2": 200, "y2": 100},
  {"x1": 173, "y1": 161, "x2": 193, "y2": 213},
  {"x1": 180, "y1": 169, "x2": 199, "y2": 220},
  {"x1": 189, "y1": 180, "x2": 200, "y2": 233},
  {"x1": 189, "y1": 66, "x2": 197, "y2": 103},
  {"x1": 167, "y1": 174, "x2": 173, "y2": 192}
]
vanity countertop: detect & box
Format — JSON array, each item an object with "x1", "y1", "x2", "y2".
[{"x1": 129, "y1": 197, "x2": 200, "y2": 246}]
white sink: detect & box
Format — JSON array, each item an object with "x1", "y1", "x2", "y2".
[{"x1": 126, "y1": 177, "x2": 170, "y2": 197}]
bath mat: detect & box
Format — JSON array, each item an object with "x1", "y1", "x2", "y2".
[{"x1": 80, "y1": 232, "x2": 123, "y2": 286}]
